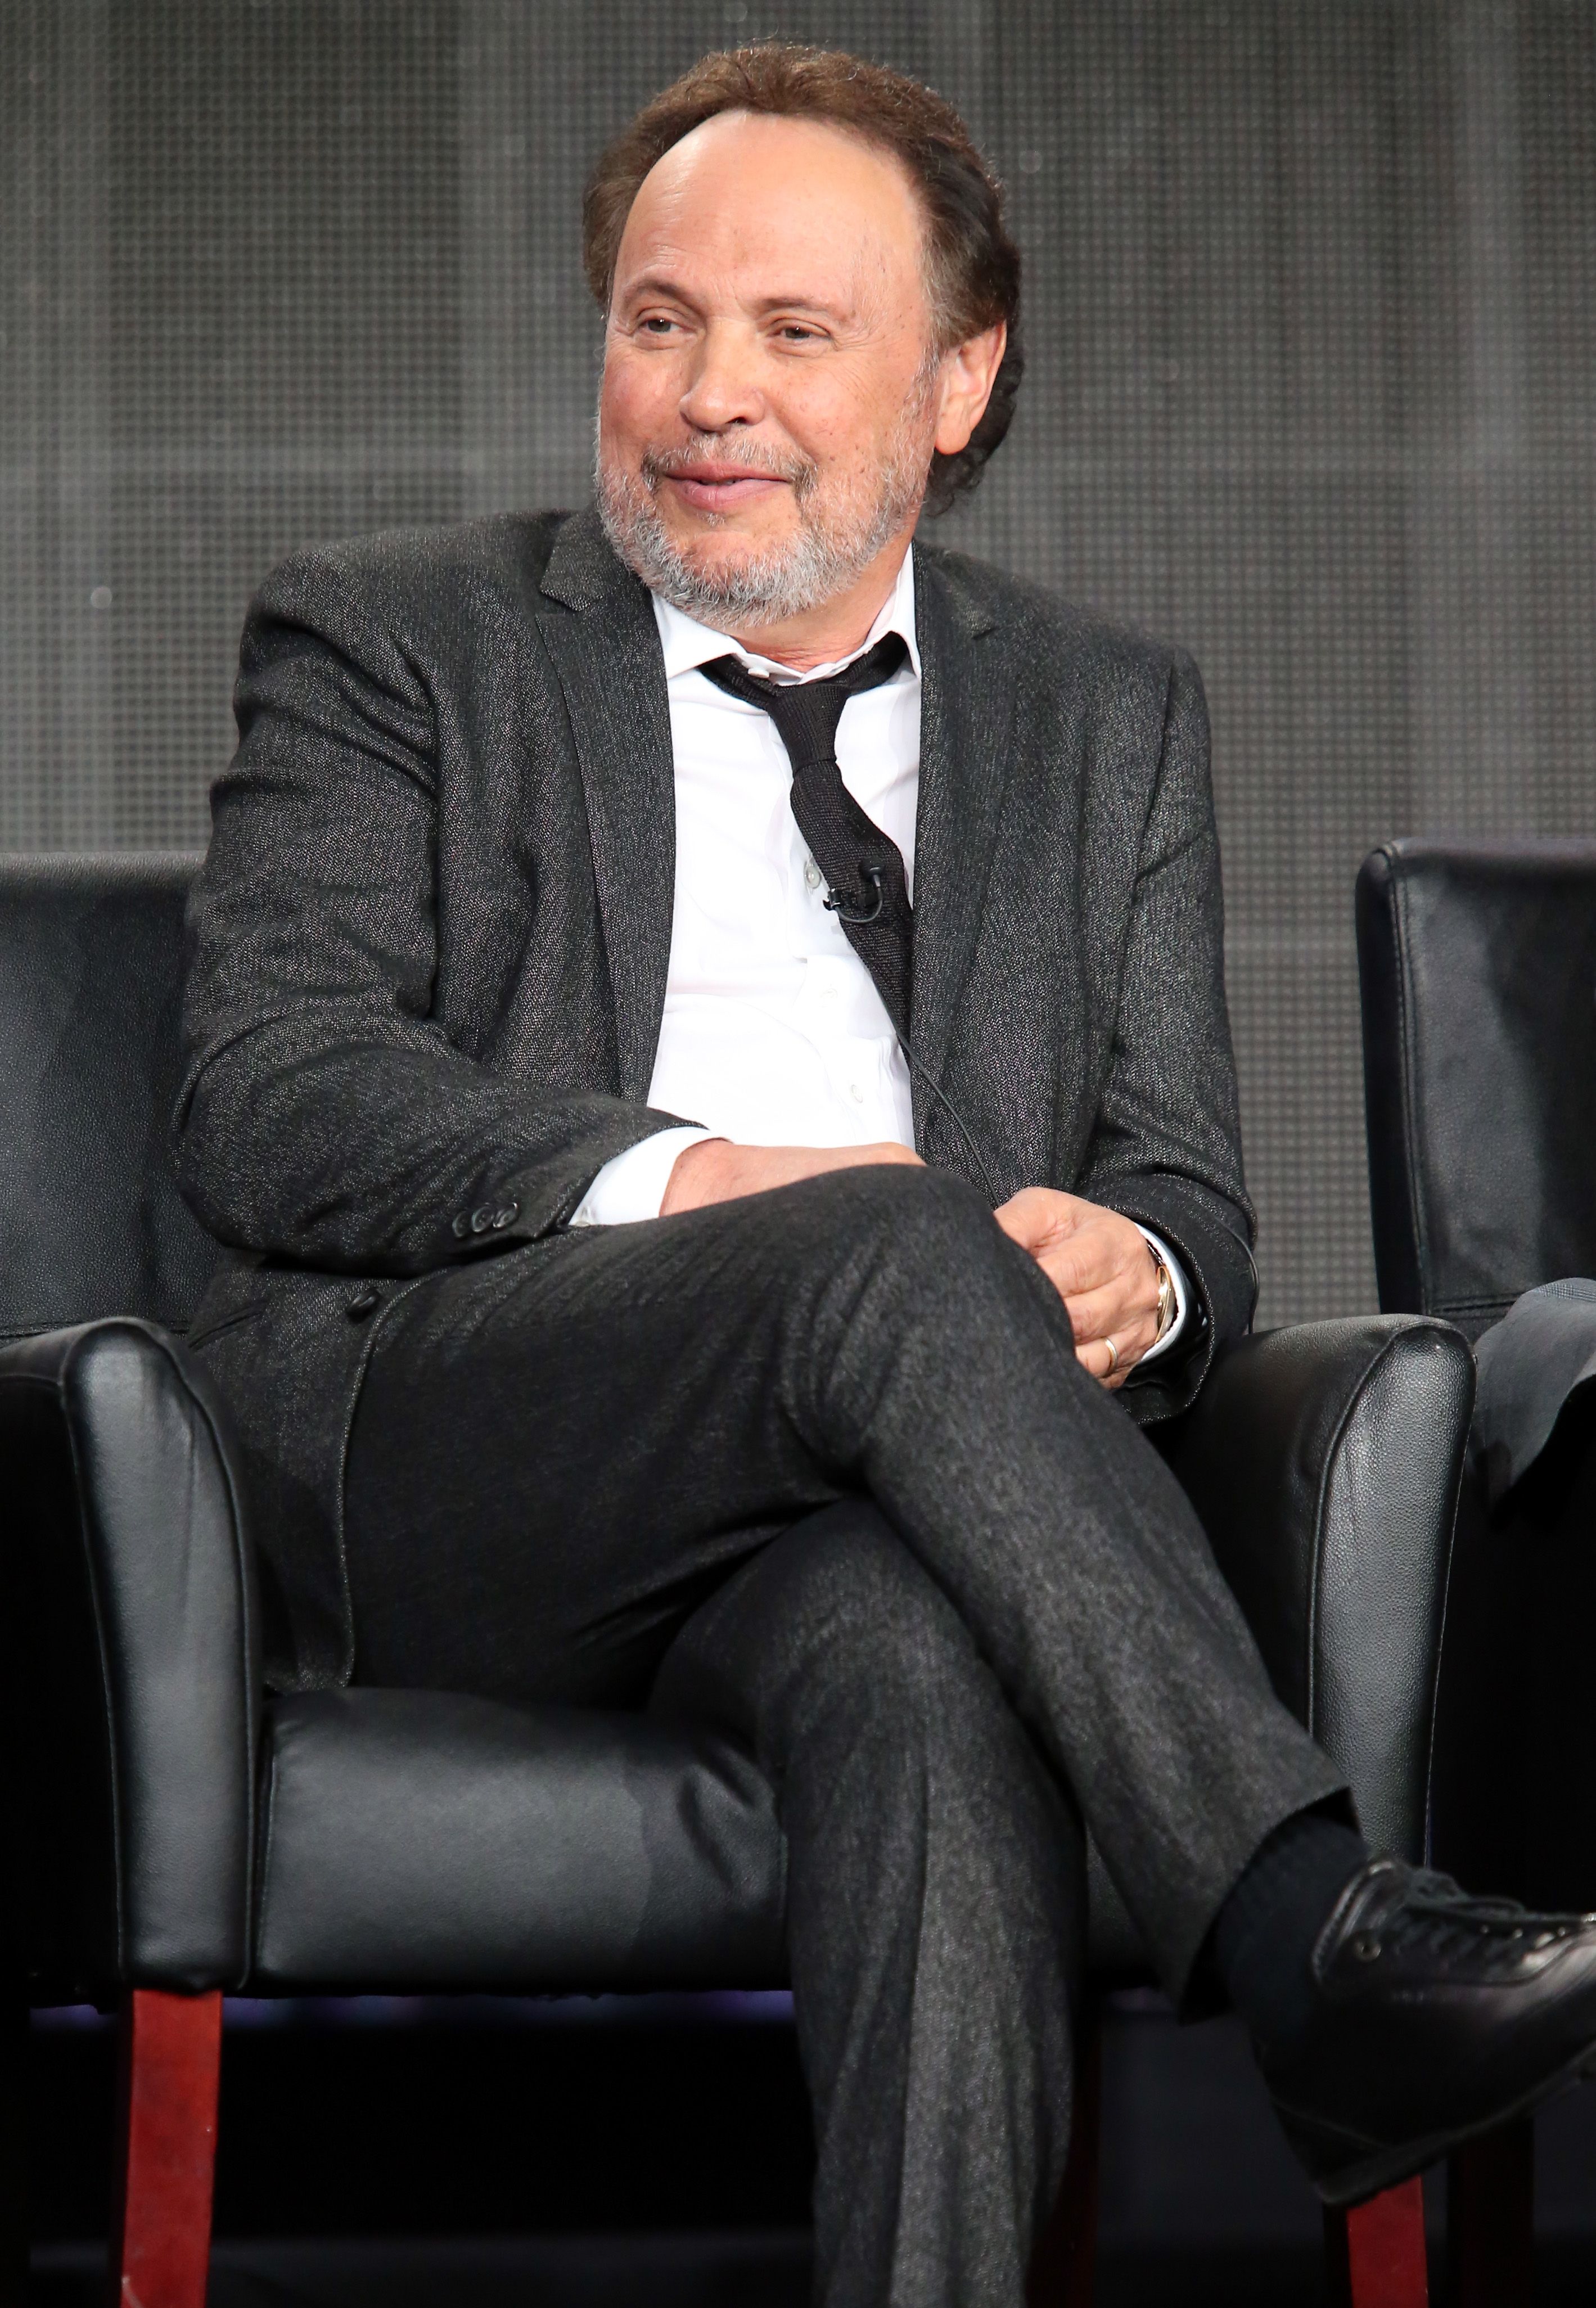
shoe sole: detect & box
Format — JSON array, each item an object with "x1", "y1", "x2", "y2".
[{"x1": 1292, "y1": 2040, "x2": 1596, "y2": 2208}]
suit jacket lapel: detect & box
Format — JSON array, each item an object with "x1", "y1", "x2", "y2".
[
  {"x1": 911, "y1": 551, "x2": 1018, "y2": 1104},
  {"x1": 536, "y1": 511, "x2": 675, "y2": 1101}
]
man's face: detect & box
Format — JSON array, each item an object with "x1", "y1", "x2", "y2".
[{"x1": 596, "y1": 110, "x2": 945, "y2": 627}]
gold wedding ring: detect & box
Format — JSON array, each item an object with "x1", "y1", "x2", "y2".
[{"x1": 1103, "y1": 1335, "x2": 1120, "y2": 1376}]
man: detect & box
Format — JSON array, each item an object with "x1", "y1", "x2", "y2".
[{"x1": 177, "y1": 44, "x2": 1596, "y2": 2307}]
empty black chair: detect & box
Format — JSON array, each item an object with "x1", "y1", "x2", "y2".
[
  {"x1": 1358, "y1": 836, "x2": 1596, "y2": 1900},
  {"x1": 6, "y1": 853, "x2": 1473, "y2": 2307},
  {"x1": 1358, "y1": 834, "x2": 1596, "y2": 2305}
]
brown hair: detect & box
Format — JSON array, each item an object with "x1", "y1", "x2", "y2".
[{"x1": 583, "y1": 43, "x2": 1023, "y2": 517}]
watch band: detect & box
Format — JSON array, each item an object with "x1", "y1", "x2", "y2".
[{"x1": 1147, "y1": 1238, "x2": 1177, "y2": 1344}]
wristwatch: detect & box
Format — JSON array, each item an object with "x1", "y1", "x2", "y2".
[{"x1": 1146, "y1": 1237, "x2": 1177, "y2": 1345}]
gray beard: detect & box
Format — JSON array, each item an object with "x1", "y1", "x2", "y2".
[{"x1": 594, "y1": 403, "x2": 932, "y2": 632}]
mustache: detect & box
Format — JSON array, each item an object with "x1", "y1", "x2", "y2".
[{"x1": 639, "y1": 438, "x2": 819, "y2": 499}]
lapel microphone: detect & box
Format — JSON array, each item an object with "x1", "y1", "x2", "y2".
[{"x1": 826, "y1": 866, "x2": 885, "y2": 926}]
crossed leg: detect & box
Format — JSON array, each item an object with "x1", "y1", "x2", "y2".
[{"x1": 345, "y1": 1163, "x2": 1343, "y2": 2301}]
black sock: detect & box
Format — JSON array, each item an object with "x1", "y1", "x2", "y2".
[{"x1": 1211, "y1": 1809, "x2": 1369, "y2": 2050}]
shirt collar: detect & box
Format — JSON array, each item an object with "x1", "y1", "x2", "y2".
[{"x1": 651, "y1": 545, "x2": 919, "y2": 687}]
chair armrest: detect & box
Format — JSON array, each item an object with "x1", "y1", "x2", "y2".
[
  {"x1": 1158, "y1": 1315, "x2": 1473, "y2": 1863},
  {"x1": 0, "y1": 1319, "x2": 259, "y2": 2000}
]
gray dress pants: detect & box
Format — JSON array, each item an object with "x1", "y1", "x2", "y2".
[{"x1": 344, "y1": 1164, "x2": 1342, "y2": 2308}]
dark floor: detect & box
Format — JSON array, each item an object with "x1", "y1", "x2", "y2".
[
  {"x1": 33, "y1": 2233, "x2": 1596, "y2": 2307},
  {"x1": 29, "y1": 1994, "x2": 1596, "y2": 2304}
]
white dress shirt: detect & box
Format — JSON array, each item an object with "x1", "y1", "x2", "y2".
[{"x1": 570, "y1": 547, "x2": 1189, "y2": 1362}]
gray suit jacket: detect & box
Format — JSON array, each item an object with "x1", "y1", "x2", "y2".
[{"x1": 175, "y1": 507, "x2": 1256, "y2": 1689}]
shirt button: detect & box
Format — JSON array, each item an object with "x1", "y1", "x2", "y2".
[
  {"x1": 804, "y1": 859, "x2": 822, "y2": 891},
  {"x1": 850, "y1": 1083, "x2": 865, "y2": 1103}
]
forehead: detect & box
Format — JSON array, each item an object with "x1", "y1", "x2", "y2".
[{"x1": 614, "y1": 110, "x2": 928, "y2": 301}]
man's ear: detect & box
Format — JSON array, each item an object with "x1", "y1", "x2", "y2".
[{"x1": 933, "y1": 322, "x2": 1007, "y2": 457}]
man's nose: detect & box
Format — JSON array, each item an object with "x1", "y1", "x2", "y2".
[{"x1": 677, "y1": 318, "x2": 766, "y2": 432}]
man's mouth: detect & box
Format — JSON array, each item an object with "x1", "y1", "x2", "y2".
[{"x1": 657, "y1": 466, "x2": 792, "y2": 513}]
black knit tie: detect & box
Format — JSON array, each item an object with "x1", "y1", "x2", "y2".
[{"x1": 698, "y1": 633, "x2": 913, "y2": 1040}]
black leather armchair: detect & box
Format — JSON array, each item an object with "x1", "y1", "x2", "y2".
[
  {"x1": 1358, "y1": 835, "x2": 1596, "y2": 2307},
  {"x1": 6, "y1": 855, "x2": 1472, "y2": 2308}
]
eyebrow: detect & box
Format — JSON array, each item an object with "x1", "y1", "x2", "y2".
[
  {"x1": 617, "y1": 273, "x2": 850, "y2": 323},
  {"x1": 616, "y1": 273, "x2": 698, "y2": 309}
]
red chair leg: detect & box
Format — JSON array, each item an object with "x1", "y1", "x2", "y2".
[
  {"x1": 4, "y1": 1993, "x2": 24, "y2": 2308},
  {"x1": 1027, "y1": 2000, "x2": 1102, "y2": 2307},
  {"x1": 109, "y1": 1989, "x2": 222, "y2": 2308},
  {"x1": 1325, "y1": 2177, "x2": 1430, "y2": 2308},
  {"x1": 1447, "y1": 2120, "x2": 1535, "y2": 2308}
]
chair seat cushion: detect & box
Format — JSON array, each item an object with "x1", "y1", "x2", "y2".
[
  {"x1": 251, "y1": 1690, "x2": 788, "y2": 1994},
  {"x1": 251, "y1": 1688, "x2": 1151, "y2": 1996}
]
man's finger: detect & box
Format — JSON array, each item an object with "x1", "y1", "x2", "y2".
[
  {"x1": 1074, "y1": 1335, "x2": 1129, "y2": 1390},
  {"x1": 1035, "y1": 1234, "x2": 1146, "y2": 1306},
  {"x1": 1062, "y1": 1278, "x2": 1158, "y2": 1358},
  {"x1": 994, "y1": 1187, "x2": 1094, "y2": 1253},
  {"x1": 993, "y1": 1189, "x2": 1059, "y2": 1253}
]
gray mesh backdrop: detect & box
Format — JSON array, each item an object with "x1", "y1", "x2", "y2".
[{"x1": 4, "y1": 1, "x2": 1594, "y2": 1324}]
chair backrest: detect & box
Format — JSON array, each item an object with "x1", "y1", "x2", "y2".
[
  {"x1": 0, "y1": 853, "x2": 217, "y2": 1341},
  {"x1": 1356, "y1": 837, "x2": 1596, "y2": 1333}
]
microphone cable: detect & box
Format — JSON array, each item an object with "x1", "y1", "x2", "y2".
[
  {"x1": 818, "y1": 850, "x2": 1001, "y2": 1202},
  {"x1": 895, "y1": 1026, "x2": 1001, "y2": 1206}
]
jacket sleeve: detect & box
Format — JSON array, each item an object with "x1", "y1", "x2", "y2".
[
  {"x1": 1075, "y1": 648, "x2": 1258, "y2": 1421},
  {"x1": 172, "y1": 549, "x2": 687, "y2": 1275}
]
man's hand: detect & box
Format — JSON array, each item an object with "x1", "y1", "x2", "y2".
[
  {"x1": 661, "y1": 1137, "x2": 923, "y2": 1216},
  {"x1": 994, "y1": 1188, "x2": 1161, "y2": 1389}
]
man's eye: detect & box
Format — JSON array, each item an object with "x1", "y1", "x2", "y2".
[
  {"x1": 778, "y1": 324, "x2": 822, "y2": 343},
  {"x1": 639, "y1": 315, "x2": 679, "y2": 336}
]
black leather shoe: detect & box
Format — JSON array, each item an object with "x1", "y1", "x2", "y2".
[{"x1": 1260, "y1": 1857, "x2": 1596, "y2": 2205}]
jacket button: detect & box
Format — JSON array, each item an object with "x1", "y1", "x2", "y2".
[
  {"x1": 452, "y1": 1213, "x2": 471, "y2": 1239},
  {"x1": 492, "y1": 1201, "x2": 520, "y2": 1229},
  {"x1": 346, "y1": 1287, "x2": 381, "y2": 1320},
  {"x1": 470, "y1": 1205, "x2": 495, "y2": 1234}
]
